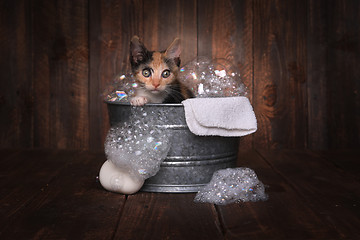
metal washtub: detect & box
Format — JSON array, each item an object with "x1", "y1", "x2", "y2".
[{"x1": 106, "y1": 102, "x2": 239, "y2": 193}]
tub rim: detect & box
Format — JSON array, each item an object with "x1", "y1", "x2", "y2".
[{"x1": 104, "y1": 101, "x2": 184, "y2": 107}]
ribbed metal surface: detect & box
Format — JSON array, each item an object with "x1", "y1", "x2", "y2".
[{"x1": 106, "y1": 102, "x2": 239, "y2": 193}]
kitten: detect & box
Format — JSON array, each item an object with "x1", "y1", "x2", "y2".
[{"x1": 129, "y1": 36, "x2": 193, "y2": 106}]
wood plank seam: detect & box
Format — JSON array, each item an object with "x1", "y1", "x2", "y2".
[
  {"x1": 254, "y1": 150, "x2": 306, "y2": 203},
  {"x1": 110, "y1": 194, "x2": 129, "y2": 240},
  {"x1": 214, "y1": 204, "x2": 226, "y2": 237},
  {"x1": 0, "y1": 150, "x2": 81, "y2": 234},
  {"x1": 310, "y1": 150, "x2": 360, "y2": 182},
  {"x1": 255, "y1": 149, "x2": 360, "y2": 238}
]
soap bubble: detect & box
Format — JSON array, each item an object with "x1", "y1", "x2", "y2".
[
  {"x1": 194, "y1": 168, "x2": 268, "y2": 205},
  {"x1": 103, "y1": 73, "x2": 139, "y2": 103},
  {"x1": 103, "y1": 57, "x2": 247, "y2": 102},
  {"x1": 104, "y1": 107, "x2": 171, "y2": 180},
  {"x1": 178, "y1": 57, "x2": 248, "y2": 97}
]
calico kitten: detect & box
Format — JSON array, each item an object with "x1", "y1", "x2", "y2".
[{"x1": 129, "y1": 36, "x2": 193, "y2": 106}]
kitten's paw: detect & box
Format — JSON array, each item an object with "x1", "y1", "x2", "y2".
[{"x1": 130, "y1": 96, "x2": 148, "y2": 106}]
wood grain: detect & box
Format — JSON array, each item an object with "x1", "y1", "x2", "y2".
[
  {"x1": 307, "y1": 0, "x2": 329, "y2": 150},
  {"x1": 0, "y1": 1, "x2": 32, "y2": 148},
  {"x1": 257, "y1": 149, "x2": 360, "y2": 239},
  {"x1": 89, "y1": 0, "x2": 143, "y2": 150},
  {"x1": 0, "y1": 150, "x2": 77, "y2": 232},
  {"x1": 197, "y1": 0, "x2": 253, "y2": 84},
  {"x1": 32, "y1": 0, "x2": 89, "y2": 149},
  {"x1": 113, "y1": 192, "x2": 223, "y2": 240},
  {"x1": 198, "y1": 0, "x2": 254, "y2": 149},
  {"x1": 218, "y1": 150, "x2": 338, "y2": 239},
  {"x1": 325, "y1": 0, "x2": 360, "y2": 149},
  {"x1": 143, "y1": 0, "x2": 197, "y2": 65},
  {"x1": 1, "y1": 149, "x2": 360, "y2": 239},
  {"x1": 316, "y1": 149, "x2": 360, "y2": 180},
  {"x1": 198, "y1": 0, "x2": 239, "y2": 60},
  {"x1": 1, "y1": 0, "x2": 360, "y2": 150},
  {"x1": 253, "y1": 0, "x2": 308, "y2": 149},
  {"x1": 0, "y1": 151, "x2": 125, "y2": 240}
]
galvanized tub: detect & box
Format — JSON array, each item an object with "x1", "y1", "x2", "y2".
[{"x1": 106, "y1": 102, "x2": 239, "y2": 193}]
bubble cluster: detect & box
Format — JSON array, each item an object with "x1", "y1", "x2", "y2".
[
  {"x1": 103, "y1": 57, "x2": 247, "y2": 102},
  {"x1": 194, "y1": 168, "x2": 268, "y2": 205},
  {"x1": 103, "y1": 73, "x2": 139, "y2": 103},
  {"x1": 178, "y1": 57, "x2": 248, "y2": 98},
  {"x1": 104, "y1": 107, "x2": 171, "y2": 180}
]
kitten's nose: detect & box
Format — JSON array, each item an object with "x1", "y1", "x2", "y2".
[{"x1": 153, "y1": 83, "x2": 160, "y2": 89}]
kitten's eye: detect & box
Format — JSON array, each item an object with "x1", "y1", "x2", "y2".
[
  {"x1": 162, "y1": 70, "x2": 171, "y2": 78},
  {"x1": 142, "y1": 69, "x2": 151, "y2": 77}
]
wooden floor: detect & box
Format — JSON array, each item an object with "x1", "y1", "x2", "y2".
[{"x1": 0, "y1": 149, "x2": 359, "y2": 239}]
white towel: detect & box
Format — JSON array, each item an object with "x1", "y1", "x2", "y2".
[{"x1": 182, "y1": 97, "x2": 257, "y2": 137}]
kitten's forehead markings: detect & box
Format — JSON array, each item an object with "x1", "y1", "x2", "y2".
[
  {"x1": 151, "y1": 52, "x2": 163, "y2": 68},
  {"x1": 150, "y1": 52, "x2": 168, "y2": 75}
]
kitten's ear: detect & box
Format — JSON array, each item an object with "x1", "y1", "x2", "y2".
[
  {"x1": 165, "y1": 38, "x2": 181, "y2": 66},
  {"x1": 130, "y1": 36, "x2": 147, "y2": 64}
]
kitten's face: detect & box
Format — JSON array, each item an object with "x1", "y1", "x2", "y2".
[{"x1": 130, "y1": 36, "x2": 181, "y2": 94}]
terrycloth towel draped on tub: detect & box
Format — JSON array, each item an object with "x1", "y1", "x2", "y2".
[{"x1": 182, "y1": 97, "x2": 257, "y2": 137}]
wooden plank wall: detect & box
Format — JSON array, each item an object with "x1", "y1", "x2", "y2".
[{"x1": 0, "y1": 0, "x2": 359, "y2": 150}]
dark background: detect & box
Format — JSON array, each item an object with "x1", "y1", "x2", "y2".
[{"x1": 1, "y1": 0, "x2": 359, "y2": 150}]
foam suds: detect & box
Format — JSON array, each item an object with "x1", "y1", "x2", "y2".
[
  {"x1": 194, "y1": 167, "x2": 268, "y2": 205},
  {"x1": 104, "y1": 107, "x2": 171, "y2": 180},
  {"x1": 178, "y1": 57, "x2": 248, "y2": 98}
]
